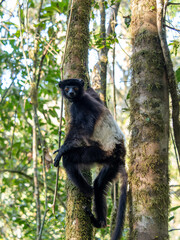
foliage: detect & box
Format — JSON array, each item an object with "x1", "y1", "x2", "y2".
[
  {"x1": 0, "y1": 0, "x2": 68, "y2": 239},
  {"x1": 169, "y1": 40, "x2": 180, "y2": 56}
]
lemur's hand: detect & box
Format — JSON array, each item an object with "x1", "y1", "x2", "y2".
[{"x1": 53, "y1": 149, "x2": 62, "y2": 167}]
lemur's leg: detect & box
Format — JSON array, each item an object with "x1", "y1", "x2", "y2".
[
  {"x1": 63, "y1": 155, "x2": 93, "y2": 197},
  {"x1": 87, "y1": 163, "x2": 122, "y2": 228},
  {"x1": 61, "y1": 146, "x2": 106, "y2": 197}
]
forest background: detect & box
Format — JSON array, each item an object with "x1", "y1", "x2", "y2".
[{"x1": 0, "y1": 0, "x2": 179, "y2": 239}]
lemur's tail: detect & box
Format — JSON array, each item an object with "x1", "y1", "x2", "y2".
[{"x1": 111, "y1": 165, "x2": 127, "y2": 240}]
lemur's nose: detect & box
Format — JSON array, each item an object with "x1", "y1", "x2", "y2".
[{"x1": 69, "y1": 91, "x2": 75, "y2": 97}]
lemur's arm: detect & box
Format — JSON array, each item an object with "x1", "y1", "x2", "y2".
[
  {"x1": 54, "y1": 138, "x2": 85, "y2": 167},
  {"x1": 54, "y1": 124, "x2": 91, "y2": 167},
  {"x1": 54, "y1": 143, "x2": 73, "y2": 167}
]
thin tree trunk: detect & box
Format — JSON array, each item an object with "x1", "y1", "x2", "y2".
[
  {"x1": 129, "y1": 0, "x2": 169, "y2": 239},
  {"x1": 62, "y1": 0, "x2": 92, "y2": 239},
  {"x1": 156, "y1": 0, "x2": 180, "y2": 164},
  {"x1": 99, "y1": 0, "x2": 107, "y2": 105},
  {"x1": 33, "y1": 105, "x2": 41, "y2": 237},
  {"x1": 91, "y1": 0, "x2": 121, "y2": 104},
  {"x1": 30, "y1": 0, "x2": 43, "y2": 236}
]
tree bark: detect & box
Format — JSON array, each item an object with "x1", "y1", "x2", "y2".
[
  {"x1": 62, "y1": 0, "x2": 92, "y2": 239},
  {"x1": 99, "y1": 0, "x2": 107, "y2": 105},
  {"x1": 129, "y1": 0, "x2": 169, "y2": 239}
]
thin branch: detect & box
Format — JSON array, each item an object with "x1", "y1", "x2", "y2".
[
  {"x1": 118, "y1": 42, "x2": 131, "y2": 58},
  {"x1": 170, "y1": 129, "x2": 180, "y2": 173},
  {"x1": 0, "y1": 78, "x2": 15, "y2": 104},
  {"x1": 164, "y1": 24, "x2": 180, "y2": 33},
  {"x1": 0, "y1": 37, "x2": 15, "y2": 40},
  {"x1": 38, "y1": 35, "x2": 59, "y2": 56},
  {"x1": 0, "y1": 169, "x2": 33, "y2": 181},
  {"x1": 32, "y1": 105, "x2": 41, "y2": 236},
  {"x1": 0, "y1": 169, "x2": 66, "y2": 209},
  {"x1": 0, "y1": 0, "x2": 5, "y2": 5},
  {"x1": 38, "y1": 209, "x2": 49, "y2": 240},
  {"x1": 167, "y1": 2, "x2": 180, "y2": 6},
  {"x1": 107, "y1": 1, "x2": 121, "y2": 36},
  {"x1": 32, "y1": 0, "x2": 43, "y2": 83},
  {"x1": 170, "y1": 185, "x2": 180, "y2": 187},
  {"x1": 52, "y1": 0, "x2": 74, "y2": 214},
  {"x1": 18, "y1": 2, "x2": 32, "y2": 83},
  {"x1": 20, "y1": 102, "x2": 32, "y2": 128},
  {"x1": 36, "y1": 34, "x2": 55, "y2": 89},
  {"x1": 156, "y1": 0, "x2": 180, "y2": 169},
  {"x1": 52, "y1": 97, "x2": 63, "y2": 214},
  {"x1": 60, "y1": 0, "x2": 74, "y2": 75},
  {"x1": 9, "y1": 111, "x2": 17, "y2": 162},
  {"x1": 29, "y1": 0, "x2": 44, "y2": 237},
  {"x1": 168, "y1": 229, "x2": 180, "y2": 232},
  {"x1": 34, "y1": 107, "x2": 48, "y2": 240}
]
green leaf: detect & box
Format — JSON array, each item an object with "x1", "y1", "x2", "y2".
[
  {"x1": 169, "y1": 40, "x2": 180, "y2": 56},
  {"x1": 122, "y1": 108, "x2": 130, "y2": 112},
  {"x1": 169, "y1": 205, "x2": 180, "y2": 212},
  {"x1": 126, "y1": 91, "x2": 130, "y2": 100},
  {"x1": 13, "y1": 142, "x2": 21, "y2": 148},
  {"x1": 3, "y1": 21, "x2": 19, "y2": 28},
  {"x1": 49, "y1": 109, "x2": 58, "y2": 118},
  {"x1": 168, "y1": 216, "x2": 174, "y2": 222},
  {"x1": 150, "y1": 6, "x2": 155, "y2": 10},
  {"x1": 28, "y1": 0, "x2": 35, "y2": 8},
  {"x1": 0, "y1": 186, "x2": 6, "y2": 193},
  {"x1": 176, "y1": 67, "x2": 180, "y2": 83}
]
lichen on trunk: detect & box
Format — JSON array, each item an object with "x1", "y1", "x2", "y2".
[{"x1": 129, "y1": 1, "x2": 169, "y2": 239}]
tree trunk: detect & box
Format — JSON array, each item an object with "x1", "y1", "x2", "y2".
[
  {"x1": 129, "y1": 1, "x2": 169, "y2": 239},
  {"x1": 99, "y1": 0, "x2": 107, "y2": 105},
  {"x1": 62, "y1": 0, "x2": 92, "y2": 239}
]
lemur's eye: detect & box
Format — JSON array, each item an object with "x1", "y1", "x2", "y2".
[
  {"x1": 65, "y1": 87, "x2": 69, "y2": 92},
  {"x1": 74, "y1": 87, "x2": 79, "y2": 91}
]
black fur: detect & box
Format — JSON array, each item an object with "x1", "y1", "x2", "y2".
[{"x1": 54, "y1": 78, "x2": 127, "y2": 240}]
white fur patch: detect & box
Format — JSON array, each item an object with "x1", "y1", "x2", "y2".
[{"x1": 90, "y1": 109, "x2": 124, "y2": 155}]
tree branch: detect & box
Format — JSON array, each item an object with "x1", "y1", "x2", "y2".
[
  {"x1": 0, "y1": 169, "x2": 66, "y2": 209},
  {"x1": 36, "y1": 34, "x2": 55, "y2": 89},
  {"x1": 169, "y1": 228, "x2": 180, "y2": 232},
  {"x1": 107, "y1": 1, "x2": 121, "y2": 36},
  {"x1": 164, "y1": 24, "x2": 180, "y2": 33},
  {"x1": 18, "y1": 2, "x2": 32, "y2": 83},
  {"x1": 0, "y1": 0, "x2": 5, "y2": 6},
  {"x1": 167, "y1": 2, "x2": 180, "y2": 6},
  {"x1": 52, "y1": 0, "x2": 74, "y2": 215},
  {"x1": 156, "y1": 0, "x2": 180, "y2": 169},
  {"x1": 0, "y1": 78, "x2": 15, "y2": 104}
]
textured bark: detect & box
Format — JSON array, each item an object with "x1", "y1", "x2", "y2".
[
  {"x1": 99, "y1": 0, "x2": 107, "y2": 105},
  {"x1": 62, "y1": 0, "x2": 93, "y2": 239},
  {"x1": 33, "y1": 106, "x2": 41, "y2": 237},
  {"x1": 129, "y1": 0, "x2": 169, "y2": 239},
  {"x1": 63, "y1": 0, "x2": 90, "y2": 82}
]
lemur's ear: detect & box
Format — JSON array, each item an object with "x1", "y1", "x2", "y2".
[
  {"x1": 59, "y1": 81, "x2": 63, "y2": 88},
  {"x1": 79, "y1": 79, "x2": 84, "y2": 87}
]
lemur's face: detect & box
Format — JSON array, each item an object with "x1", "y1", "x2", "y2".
[
  {"x1": 63, "y1": 85, "x2": 80, "y2": 100},
  {"x1": 59, "y1": 79, "x2": 84, "y2": 102}
]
